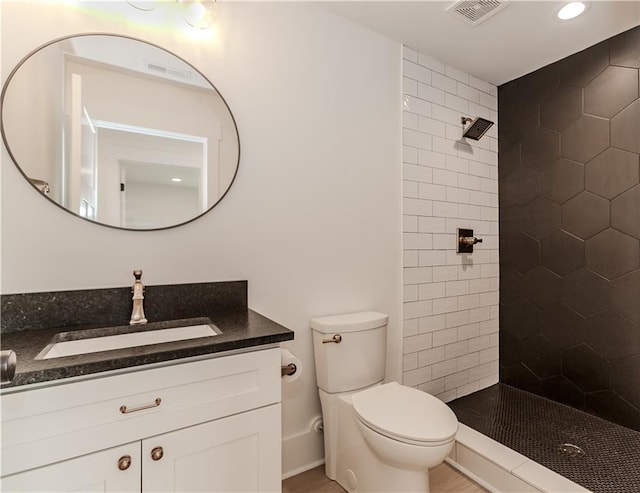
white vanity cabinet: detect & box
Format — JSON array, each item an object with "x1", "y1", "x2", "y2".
[
  {"x1": 0, "y1": 347, "x2": 282, "y2": 492},
  {"x1": 0, "y1": 442, "x2": 142, "y2": 493},
  {"x1": 142, "y1": 404, "x2": 281, "y2": 492}
]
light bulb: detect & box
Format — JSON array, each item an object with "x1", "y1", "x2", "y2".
[
  {"x1": 183, "y1": 0, "x2": 215, "y2": 30},
  {"x1": 126, "y1": 1, "x2": 156, "y2": 11}
]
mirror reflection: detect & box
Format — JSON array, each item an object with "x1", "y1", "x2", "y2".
[{"x1": 1, "y1": 34, "x2": 239, "y2": 230}]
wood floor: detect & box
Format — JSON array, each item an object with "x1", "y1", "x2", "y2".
[{"x1": 282, "y1": 462, "x2": 488, "y2": 493}]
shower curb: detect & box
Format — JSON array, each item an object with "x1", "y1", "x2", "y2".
[{"x1": 447, "y1": 424, "x2": 591, "y2": 493}]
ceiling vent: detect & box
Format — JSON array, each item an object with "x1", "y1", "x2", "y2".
[{"x1": 446, "y1": 0, "x2": 510, "y2": 26}]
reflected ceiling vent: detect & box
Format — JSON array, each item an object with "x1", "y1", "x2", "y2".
[
  {"x1": 143, "y1": 61, "x2": 192, "y2": 82},
  {"x1": 446, "y1": 0, "x2": 510, "y2": 26}
]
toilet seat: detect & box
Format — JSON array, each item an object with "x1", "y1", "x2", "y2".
[{"x1": 352, "y1": 382, "x2": 458, "y2": 446}]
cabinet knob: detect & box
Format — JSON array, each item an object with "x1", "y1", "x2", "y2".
[
  {"x1": 151, "y1": 446, "x2": 164, "y2": 461},
  {"x1": 118, "y1": 455, "x2": 132, "y2": 471}
]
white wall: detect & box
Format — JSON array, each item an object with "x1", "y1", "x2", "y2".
[
  {"x1": 401, "y1": 46, "x2": 500, "y2": 401},
  {"x1": 0, "y1": 1, "x2": 402, "y2": 477},
  {"x1": 1, "y1": 34, "x2": 65, "y2": 201}
]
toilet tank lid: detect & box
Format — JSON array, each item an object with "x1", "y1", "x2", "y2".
[{"x1": 310, "y1": 311, "x2": 388, "y2": 333}]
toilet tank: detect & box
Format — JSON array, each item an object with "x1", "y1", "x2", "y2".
[{"x1": 311, "y1": 311, "x2": 388, "y2": 394}]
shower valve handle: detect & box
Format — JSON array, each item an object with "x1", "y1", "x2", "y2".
[{"x1": 460, "y1": 236, "x2": 482, "y2": 246}]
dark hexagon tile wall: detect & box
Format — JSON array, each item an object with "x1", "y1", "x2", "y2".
[
  {"x1": 562, "y1": 268, "x2": 609, "y2": 316},
  {"x1": 611, "y1": 356, "x2": 640, "y2": 409},
  {"x1": 539, "y1": 303, "x2": 585, "y2": 349},
  {"x1": 522, "y1": 127, "x2": 561, "y2": 170},
  {"x1": 584, "y1": 66, "x2": 639, "y2": 118},
  {"x1": 521, "y1": 197, "x2": 561, "y2": 239},
  {"x1": 521, "y1": 266, "x2": 562, "y2": 308},
  {"x1": 541, "y1": 230, "x2": 585, "y2": 276},
  {"x1": 561, "y1": 114, "x2": 610, "y2": 163},
  {"x1": 611, "y1": 99, "x2": 640, "y2": 154},
  {"x1": 559, "y1": 41, "x2": 610, "y2": 86},
  {"x1": 609, "y1": 27, "x2": 640, "y2": 68},
  {"x1": 585, "y1": 147, "x2": 639, "y2": 199},
  {"x1": 521, "y1": 334, "x2": 562, "y2": 379},
  {"x1": 611, "y1": 270, "x2": 640, "y2": 325},
  {"x1": 585, "y1": 310, "x2": 640, "y2": 360},
  {"x1": 540, "y1": 85, "x2": 583, "y2": 131},
  {"x1": 561, "y1": 191, "x2": 610, "y2": 239},
  {"x1": 540, "y1": 158, "x2": 584, "y2": 203},
  {"x1": 503, "y1": 232, "x2": 540, "y2": 274},
  {"x1": 540, "y1": 375, "x2": 585, "y2": 408},
  {"x1": 611, "y1": 185, "x2": 640, "y2": 238},
  {"x1": 501, "y1": 167, "x2": 540, "y2": 206},
  {"x1": 502, "y1": 297, "x2": 539, "y2": 339},
  {"x1": 585, "y1": 228, "x2": 640, "y2": 280},
  {"x1": 498, "y1": 26, "x2": 640, "y2": 432},
  {"x1": 562, "y1": 344, "x2": 610, "y2": 393}
]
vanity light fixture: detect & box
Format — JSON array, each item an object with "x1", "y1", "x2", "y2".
[
  {"x1": 126, "y1": 1, "x2": 156, "y2": 12},
  {"x1": 179, "y1": 0, "x2": 216, "y2": 30},
  {"x1": 124, "y1": 0, "x2": 216, "y2": 31},
  {"x1": 171, "y1": 177, "x2": 182, "y2": 182},
  {"x1": 556, "y1": 1, "x2": 588, "y2": 20}
]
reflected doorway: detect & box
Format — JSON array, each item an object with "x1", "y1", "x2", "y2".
[{"x1": 92, "y1": 122, "x2": 219, "y2": 229}]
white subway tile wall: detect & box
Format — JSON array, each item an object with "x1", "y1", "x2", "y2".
[{"x1": 402, "y1": 45, "x2": 499, "y2": 402}]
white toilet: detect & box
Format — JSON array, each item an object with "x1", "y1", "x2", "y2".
[{"x1": 311, "y1": 311, "x2": 458, "y2": 493}]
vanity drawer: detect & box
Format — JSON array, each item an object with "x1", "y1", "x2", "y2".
[{"x1": 1, "y1": 347, "x2": 280, "y2": 476}]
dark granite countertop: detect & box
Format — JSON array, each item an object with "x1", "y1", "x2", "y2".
[{"x1": 0, "y1": 309, "x2": 294, "y2": 389}]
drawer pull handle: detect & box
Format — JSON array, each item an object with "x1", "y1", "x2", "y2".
[
  {"x1": 120, "y1": 397, "x2": 161, "y2": 414},
  {"x1": 151, "y1": 447, "x2": 164, "y2": 461},
  {"x1": 118, "y1": 455, "x2": 132, "y2": 471}
]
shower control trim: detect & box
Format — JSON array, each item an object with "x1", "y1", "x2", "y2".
[{"x1": 457, "y1": 228, "x2": 482, "y2": 253}]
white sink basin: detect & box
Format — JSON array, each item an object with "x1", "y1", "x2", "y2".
[{"x1": 37, "y1": 324, "x2": 218, "y2": 360}]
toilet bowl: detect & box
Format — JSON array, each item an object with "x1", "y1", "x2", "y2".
[
  {"x1": 311, "y1": 312, "x2": 459, "y2": 492},
  {"x1": 353, "y1": 382, "x2": 458, "y2": 470}
]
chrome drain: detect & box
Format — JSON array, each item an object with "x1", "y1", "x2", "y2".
[{"x1": 559, "y1": 443, "x2": 585, "y2": 458}]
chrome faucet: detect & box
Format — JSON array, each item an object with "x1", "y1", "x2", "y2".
[{"x1": 130, "y1": 269, "x2": 148, "y2": 325}]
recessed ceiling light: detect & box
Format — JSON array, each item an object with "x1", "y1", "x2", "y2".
[
  {"x1": 171, "y1": 177, "x2": 182, "y2": 182},
  {"x1": 557, "y1": 2, "x2": 587, "y2": 20}
]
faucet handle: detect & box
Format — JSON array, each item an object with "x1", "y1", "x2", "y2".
[{"x1": 133, "y1": 269, "x2": 143, "y2": 280}]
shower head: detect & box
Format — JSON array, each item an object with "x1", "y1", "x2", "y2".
[{"x1": 461, "y1": 116, "x2": 494, "y2": 140}]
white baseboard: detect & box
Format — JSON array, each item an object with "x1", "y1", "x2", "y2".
[{"x1": 281, "y1": 428, "x2": 325, "y2": 480}]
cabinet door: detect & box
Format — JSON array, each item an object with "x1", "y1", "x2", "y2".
[
  {"x1": 0, "y1": 442, "x2": 141, "y2": 493},
  {"x1": 142, "y1": 404, "x2": 281, "y2": 493}
]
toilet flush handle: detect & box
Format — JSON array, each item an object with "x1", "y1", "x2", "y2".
[{"x1": 322, "y1": 334, "x2": 342, "y2": 344}]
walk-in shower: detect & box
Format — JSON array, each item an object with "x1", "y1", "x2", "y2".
[{"x1": 449, "y1": 384, "x2": 640, "y2": 492}]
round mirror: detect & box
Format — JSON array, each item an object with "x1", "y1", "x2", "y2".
[{"x1": 1, "y1": 34, "x2": 239, "y2": 230}]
